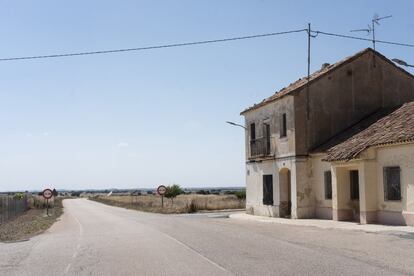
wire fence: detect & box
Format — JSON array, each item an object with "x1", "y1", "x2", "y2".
[{"x1": 0, "y1": 195, "x2": 29, "y2": 225}]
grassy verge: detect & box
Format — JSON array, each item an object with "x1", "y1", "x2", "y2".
[
  {"x1": 0, "y1": 198, "x2": 64, "y2": 242},
  {"x1": 89, "y1": 194, "x2": 245, "y2": 214}
]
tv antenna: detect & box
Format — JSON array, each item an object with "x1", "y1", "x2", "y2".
[{"x1": 350, "y1": 14, "x2": 392, "y2": 50}]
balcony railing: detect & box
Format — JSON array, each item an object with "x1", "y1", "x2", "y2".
[{"x1": 249, "y1": 137, "x2": 271, "y2": 158}]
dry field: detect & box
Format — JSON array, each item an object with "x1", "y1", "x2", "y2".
[
  {"x1": 0, "y1": 197, "x2": 63, "y2": 242},
  {"x1": 90, "y1": 194, "x2": 245, "y2": 214}
]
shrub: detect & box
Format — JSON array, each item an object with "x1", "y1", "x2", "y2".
[
  {"x1": 71, "y1": 192, "x2": 81, "y2": 197},
  {"x1": 235, "y1": 190, "x2": 246, "y2": 201},
  {"x1": 164, "y1": 184, "x2": 183, "y2": 205},
  {"x1": 13, "y1": 192, "x2": 25, "y2": 200},
  {"x1": 186, "y1": 199, "x2": 198, "y2": 213},
  {"x1": 197, "y1": 190, "x2": 210, "y2": 195}
]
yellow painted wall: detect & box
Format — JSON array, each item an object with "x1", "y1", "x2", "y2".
[{"x1": 376, "y1": 143, "x2": 414, "y2": 212}]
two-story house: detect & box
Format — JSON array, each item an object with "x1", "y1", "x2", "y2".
[{"x1": 241, "y1": 48, "x2": 414, "y2": 226}]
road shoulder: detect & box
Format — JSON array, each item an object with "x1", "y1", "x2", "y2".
[{"x1": 0, "y1": 198, "x2": 64, "y2": 242}]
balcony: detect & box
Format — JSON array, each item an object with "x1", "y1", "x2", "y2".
[{"x1": 249, "y1": 137, "x2": 271, "y2": 158}]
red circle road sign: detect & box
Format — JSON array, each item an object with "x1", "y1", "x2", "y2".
[
  {"x1": 157, "y1": 185, "x2": 167, "y2": 195},
  {"x1": 42, "y1": 189, "x2": 53, "y2": 199}
]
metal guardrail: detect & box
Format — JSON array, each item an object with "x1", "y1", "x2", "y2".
[{"x1": 0, "y1": 195, "x2": 29, "y2": 224}]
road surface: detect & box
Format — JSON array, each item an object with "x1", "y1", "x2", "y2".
[{"x1": 1, "y1": 199, "x2": 414, "y2": 275}]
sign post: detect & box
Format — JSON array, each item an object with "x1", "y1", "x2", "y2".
[
  {"x1": 157, "y1": 185, "x2": 167, "y2": 208},
  {"x1": 42, "y1": 188, "x2": 53, "y2": 216}
]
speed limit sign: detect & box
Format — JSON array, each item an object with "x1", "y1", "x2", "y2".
[
  {"x1": 157, "y1": 185, "x2": 167, "y2": 208},
  {"x1": 42, "y1": 189, "x2": 53, "y2": 199},
  {"x1": 42, "y1": 188, "x2": 54, "y2": 216},
  {"x1": 157, "y1": 185, "x2": 167, "y2": 195}
]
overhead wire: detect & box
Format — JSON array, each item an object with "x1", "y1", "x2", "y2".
[{"x1": 0, "y1": 29, "x2": 307, "y2": 62}]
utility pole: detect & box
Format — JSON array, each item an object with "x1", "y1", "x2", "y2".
[{"x1": 306, "y1": 23, "x2": 311, "y2": 120}]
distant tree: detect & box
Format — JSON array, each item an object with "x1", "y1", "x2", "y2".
[
  {"x1": 13, "y1": 192, "x2": 24, "y2": 200},
  {"x1": 164, "y1": 184, "x2": 183, "y2": 205},
  {"x1": 71, "y1": 192, "x2": 81, "y2": 197}
]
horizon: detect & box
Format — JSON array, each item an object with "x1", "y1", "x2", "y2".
[
  {"x1": 1, "y1": 1, "x2": 414, "y2": 192},
  {"x1": 1, "y1": 185, "x2": 246, "y2": 193}
]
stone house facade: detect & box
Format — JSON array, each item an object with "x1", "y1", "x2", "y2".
[{"x1": 241, "y1": 48, "x2": 414, "y2": 225}]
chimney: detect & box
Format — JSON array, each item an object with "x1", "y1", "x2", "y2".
[{"x1": 321, "y1": 63, "x2": 330, "y2": 70}]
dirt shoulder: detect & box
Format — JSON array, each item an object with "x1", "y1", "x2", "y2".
[{"x1": 0, "y1": 198, "x2": 64, "y2": 242}]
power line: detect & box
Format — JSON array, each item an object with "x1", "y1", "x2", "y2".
[
  {"x1": 1, "y1": 28, "x2": 413, "y2": 63},
  {"x1": 313, "y1": 30, "x2": 414, "y2": 48},
  {"x1": 0, "y1": 29, "x2": 307, "y2": 62}
]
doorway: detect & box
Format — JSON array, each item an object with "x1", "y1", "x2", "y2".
[
  {"x1": 279, "y1": 168, "x2": 291, "y2": 218},
  {"x1": 349, "y1": 170, "x2": 360, "y2": 222}
]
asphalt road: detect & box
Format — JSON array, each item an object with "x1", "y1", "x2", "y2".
[{"x1": 1, "y1": 199, "x2": 414, "y2": 276}]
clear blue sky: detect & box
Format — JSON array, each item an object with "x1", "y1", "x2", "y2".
[{"x1": 0, "y1": 1, "x2": 413, "y2": 191}]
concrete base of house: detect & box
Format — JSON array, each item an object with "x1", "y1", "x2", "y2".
[
  {"x1": 315, "y1": 207, "x2": 333, "y2": 220},
  {"x1": 247, "y1": 205, "x2": 414, "y2": 227},
  {"x1": 377, "y1": 210, "x2": 405, "y2": 225},
  {"x1": 376, "y1": 210, "x2": 414, "y2": 226},
  {"x1": 332, "y1": 209, "x2": 354, "y2": 222},
  {"x1": 403, "y1": 211, "x2": 414, "y2": 226},
  {"x1": 359, "y1": 211, "x2": 377, "y2": 224},
  {"x1": 332, "y1": 210, "x2": 414, "y2": 226},
  {"x1": 246, "y1": 204, "x2": 280, "y2": 217},
  {"x1": 295, "y1": 206, "x2": 315, "y2": 219}
]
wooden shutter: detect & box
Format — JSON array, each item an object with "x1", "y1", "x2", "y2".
[{"x1": 324, "y1": 171, "x2": 332, "y2": 200}]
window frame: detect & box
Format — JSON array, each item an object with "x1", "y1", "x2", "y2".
[{"x1": 383, "y1": 166, "x2": 401, "y2": 201}]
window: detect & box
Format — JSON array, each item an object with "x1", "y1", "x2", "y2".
[
  {"x1": 350, "y1": 170, "x2": 359, "y2": 200},
  {"x1": 250, "y1": 123, "x2": 256, "y2": 141},
  {"x1": 384, "y1": 167, "x2": 401, "y2": 201},
  {"x1": 324, "y1": 171, "x2": 332, "y2": 200},
  {"x1": 262, "y1": 175, "x2": 273, "y2": 205},
  {"x1": 263, "y1": 123, "x2": 271, "y2": 154},
  {"x1": 280, "y1": 113, "x2": 287, "y2": 138}
]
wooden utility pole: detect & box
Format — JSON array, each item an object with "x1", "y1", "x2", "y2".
[{"x1": 306, "y1": 23, "x2": 311, "y2": 120}]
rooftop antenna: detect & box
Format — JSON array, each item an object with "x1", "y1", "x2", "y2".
[{"x1": 350, "y1": 14, "x2": 392, "y2": 50}]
